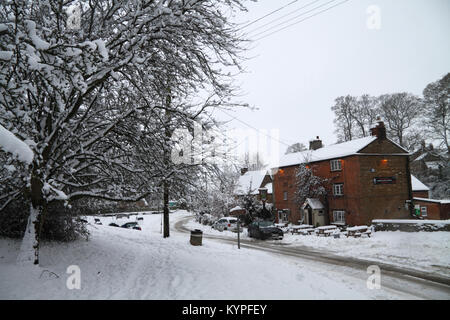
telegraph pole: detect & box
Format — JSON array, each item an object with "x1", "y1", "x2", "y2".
[{"x1": 237, "y1": 217, "x2": 241, "y2": 249}]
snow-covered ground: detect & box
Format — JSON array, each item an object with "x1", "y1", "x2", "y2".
[
  {"x1": 186, "y1": 219, "x2": 450, "y2": 277},
  {"x1": 0, "y1": 211, "x2": 447, "y2": 299}
]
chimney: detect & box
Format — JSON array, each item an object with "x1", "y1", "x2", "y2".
[
  {"x1": 240, "y1": 167, "x2": 248, "y2": 175},
  {"x1": 370, "y1": 117, "x2": 386, "y2": 140},
  {"x1": 309, "y1": 136, "x2": 323, "y2": 150}
]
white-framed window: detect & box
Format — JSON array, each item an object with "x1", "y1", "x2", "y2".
[
  {"x1": 330, "y1": 159, "x2": 342, "y2": 171},
  {"x1": 333, "y1": 183, "x2": 344, "y2": 196},
  {"x1": 283, "y1": 191, "x2": 288, "y2": 200},
  {"x1": 420, "y1": 206, "x2": 427, "y2": 217},
  {"x1": 333, "y1": 210, "x2": 345, "y2": 223}
]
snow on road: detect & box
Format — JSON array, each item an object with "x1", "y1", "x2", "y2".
[
  {"x1": 0, "y1": 211, "x2": 443, "y2": 299},
  {"x1": 186, "y1": 219, "x2": 450, "y2": 277}
]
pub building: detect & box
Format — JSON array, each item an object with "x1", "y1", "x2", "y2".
[{"x1": 272, "y1": 120, "x2": 416, "y2": 227}]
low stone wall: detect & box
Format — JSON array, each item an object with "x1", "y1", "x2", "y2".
[{"x1": 372, "y1": 219, "x2": 450, "y2": 232}]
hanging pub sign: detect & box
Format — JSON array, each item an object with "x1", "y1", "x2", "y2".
[{"x1": 373, "y1": 176, "x2": 396, "y2": 184}]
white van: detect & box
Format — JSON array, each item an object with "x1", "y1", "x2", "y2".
[{"x1": 212, "y1": 217, "x2": 238, "y2": 231}]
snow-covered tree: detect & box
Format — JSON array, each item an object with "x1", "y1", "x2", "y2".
[
  {"x1": 378, "y1": 93, "x2": 423, "y2": 148},
  {"x1": 295, "y1": 163, "x2": 328, "y2": 208},
  {"x1": 285, "y1": 142, "x2": 307, "y2": 154},
  {"x1": 423, "y1": 73, "x2": 450, "y2": 154},
  {"x1": 0, "y1": 0, "x2": 248, "y2": 264}
]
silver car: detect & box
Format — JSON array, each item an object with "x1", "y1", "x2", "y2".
[{"x1": 212, "y1": 217, "x2": 239, "y2": 231}]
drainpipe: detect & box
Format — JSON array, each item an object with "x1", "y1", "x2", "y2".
[{"x1": 405, "y1": 157, "x2": 415, "y2": 217}]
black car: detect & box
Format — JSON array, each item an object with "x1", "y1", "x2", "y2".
[
  {"x1": 248, "y1": 221, "x2": 283, "y2": 240},
  {"x1": 121, "y1": 222, "x2": 142, "y2": 230}
]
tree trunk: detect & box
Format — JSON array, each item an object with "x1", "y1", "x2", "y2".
[
  {"x1": 163, "y1": 181, "x2": 170, "y2": 238},
  {"x1": 17, "y1": 204, "x2": 42, "y2": 265},
  {"x1": 17, "y1": 167, "x2": 45, "y2": 265},
  {"x1": 162, "y1": 89, "x2": 172, "y2": 238}
]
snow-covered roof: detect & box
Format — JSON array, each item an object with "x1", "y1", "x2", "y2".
[
  {"x1": 274, "y1": 136, "x2": 408, "y2": 168},
  {"x1": 413, "y1": 197, "x2": 450, "y2": 204},
  {"x1": 234, "y1": 170, "x2": 268, "y2": 195},
  {"x1": 263, "y1": 182, "x2": 273, "y2": 194},
  {"x1": 302, "y1": 198, "x2": 324, "y2": 210},
  {"x1": 425, "y1": 161, "x2": 441, "y2": 170},
  {"x1": 411, "y1": 175, "x2": 430, "y2": 191},
  {"x1": 413, "y1": 152, "x2": 428, "y2": 161},
  {"x1": 373, "y1": 219, "x2": 450, "y2": 224}
]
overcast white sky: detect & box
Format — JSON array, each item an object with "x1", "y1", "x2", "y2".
[{"x1": 214, "y1": 0, "x2": 450, "y2": 161}]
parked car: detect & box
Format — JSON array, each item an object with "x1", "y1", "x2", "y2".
[
  {"x1": 109, "y1": 223, "x2": 120, "y2": 227},
  {"x1": 212, "y1": 217, "x2": 239, "y2": 231},
  {"x1": 248, "y1": 221, "x2": 283, "y2": 240},
  {"x1": 121, "y1": 222, "x2": 141, "y2": 230}
]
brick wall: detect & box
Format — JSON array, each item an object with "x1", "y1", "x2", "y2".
[
  {"x1": 413, "y1": 200, "x2": 450, "y2": 220},
  {"x1": 412, "y1": 190, "x2": 429, "y2": 198},
  {"x1": 273, "y1": 141, "x2": 412, "y2": 226}
]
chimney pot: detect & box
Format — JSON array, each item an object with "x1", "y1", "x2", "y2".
[
  {"x1": 309, "y1": 137, "x2": 323, "y2": 150},
  {"x1": 370, "y1": 120, "x2": 386, "y2": 140}
]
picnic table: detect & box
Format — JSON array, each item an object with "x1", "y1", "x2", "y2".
[
  {"x1": 290, "y1": 225, "x2": 313, "y2": 235},
  {"x1": 299, "y1": 228, "x2": 315, "y2": 235},
  {"x1": 275, "y1": 223, "x2": 288, "y2": 228},
  {"x1": 346, "y1": 225, "x2": 372, "y2": 238},
  {"x1": 316, "y1": 225, "x2": 338, "y2": 237}
]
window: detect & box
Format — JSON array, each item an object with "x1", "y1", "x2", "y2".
[
  {"x1": 330, "y1": 159, "x2": 342, "y2": 171},
  {"x1": 333, "y1": 183, "x2": 344, "y2": 196},
  {"x1": 333, "y1": 210, "x2": 345, "y2": 223},
  {"x1": 420, "y1": 206, "x2": 427, "y2": 217},
  {"x1": 279, "y1": 209, "x2": 290, "y2": 223},
  {"x1": 283, "y1": 191, "x2": 288, "y2": 200}
]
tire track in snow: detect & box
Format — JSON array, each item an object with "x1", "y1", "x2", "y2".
[{"x1": 175, "y1": 215, "x2": 450, "y2": 299}]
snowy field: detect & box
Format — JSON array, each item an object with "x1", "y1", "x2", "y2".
[
  {"x1": 0, "y1": 211, "x2": 448, "y2": 299},
  {"x1": 187, "y1": 219, "x2": 450, "y2": 277}
]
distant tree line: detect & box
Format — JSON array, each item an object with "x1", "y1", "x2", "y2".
[{"x1": 331, "y1": 73, "x2": 449, "y2": 154}]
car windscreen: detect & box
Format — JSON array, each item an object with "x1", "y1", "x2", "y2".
[{"x1": 258, "y1": 221, "x2": 273, "y2": 227}]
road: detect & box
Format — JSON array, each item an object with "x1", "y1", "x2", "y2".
[{"x1": 175, "y1": 215, "x2": 450, "y2": 300}]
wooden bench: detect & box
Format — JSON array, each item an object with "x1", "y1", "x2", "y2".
[
  {"x1": 316, "y1": 225, "x2": 338, "y2": 237},
  {"x1": 290, "y1": 225, "x2": 313, "y2": 235},
  {"x1": 299, "y1": 228, "x2": 315, "y2": 235},
  {"x1": 346, "y1": 226, "x2": 372, "y2": 238}
]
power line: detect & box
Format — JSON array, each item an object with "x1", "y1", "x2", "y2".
[
  {"x1": 254, "y1": 0, "x2": 350, "y2": 41},
  {"x1": 240, "y1": 0, "x2": 300, "y2": 30},
  {"x1": 245, "y1": 0, "x2": 321, "y2": 35},
  {"x1": 250, "y1": 0, "x2": 339, "y2": 39},
  {"x1": 218, "y1": 108, "x2": 293, "y2": 148}
]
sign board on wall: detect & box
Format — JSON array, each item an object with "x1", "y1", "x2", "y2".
[{"x1": 373, "y1": 177, "x2": 396, "y2": 184}]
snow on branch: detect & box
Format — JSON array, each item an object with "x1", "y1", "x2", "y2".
[{"x1": 0, "y1": 124, "x2": 34, "y2": 164}]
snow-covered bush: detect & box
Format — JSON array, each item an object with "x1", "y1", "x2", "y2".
[{"x1": 0, "y1": 198, "x2": 88, "y2": 241}]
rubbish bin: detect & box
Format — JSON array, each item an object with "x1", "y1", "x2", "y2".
[{"x1": 190, "y1": 229, "x2": 203, "y2": 246}]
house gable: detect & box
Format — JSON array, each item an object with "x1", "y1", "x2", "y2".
[{"x1": 358, "y1": 138, "x2": 409, "y2": 155}]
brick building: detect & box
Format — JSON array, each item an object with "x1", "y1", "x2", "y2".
[
  {"x1": 412, "y1": 198, "x2": 450, "y2": 220},
  {"x1": 272, "y1": 121, "x2": 415, "y2": 227},
  {"x1": 411, "y1": 174, "x2": 430, "y2": 198},
  {"x1": 234, "y1": 169, "x2": 273, "y2": 203}
]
